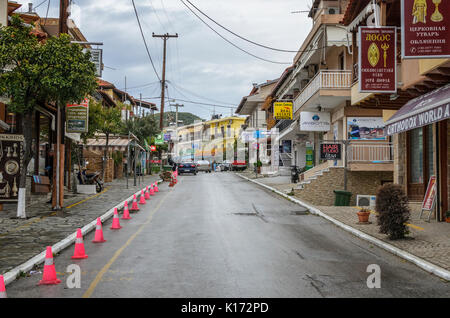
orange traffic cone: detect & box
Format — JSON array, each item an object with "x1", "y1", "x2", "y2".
[
  {"x1": 131, "y1": 194, "x2": 140, "y2": 211},
  {"x1": 111, "y1": 208, "x2": 122, "y2": 230},
  {"x1": 38, "y1": 246, "x2": 61, "y2": 285},
  {"x1": 139, "y1": 190, "x2": 146, "y2": 205},
  {"x1": 149, "y1": 184, "x2": 155, "y2": 196},
  {"x1": 155, "y1": 182, "x2": 159, "y2": 193},
  {"x1": 0, "y1": 275, "x2": 6, "y2": 298},
  {"x1": 122, "y1": 201, "x2": 132, "y2": 220},
  {"x1": 145, "y1": 187, "x2": 151, "y2": 200},
  {"x1": 71, "y1": 229, "x2": 88, "y2": 259},
  {"x1": 92, "y1": 218, "x2": 106, "y2": 243}
]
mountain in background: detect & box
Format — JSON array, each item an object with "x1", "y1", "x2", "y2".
[{"x1": 153, "y1": 112, "x2": 204, "y2": 127}]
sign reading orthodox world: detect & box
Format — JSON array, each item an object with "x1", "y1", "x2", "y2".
[
  {"x1": 274, "y1": 102, "x2": 293, "y2": 120},
  {"x1": 359, "y1": 26, "x2": 397, "y2": 93},
  {"x1": 67, "y1": 98, "x2": 89, "y2": 134},
  {"x1": 0, "y1": 134, "x2": 24, "y2": 203},
  {"x1": 402, "y1": 0, "x2": 450, "y2": 59}
]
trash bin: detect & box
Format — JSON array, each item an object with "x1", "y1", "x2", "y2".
[{"x1": 334, "y1": 190, "x2": 352, "y2": 206}]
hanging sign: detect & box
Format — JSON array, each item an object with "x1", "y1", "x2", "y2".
[
  {"x1": 274, "y1": 102, "x2": 293, "y2": 120},
  {"x1": 320, "y1": 143, "x2": 342, "y2": 161},
  {"x1": 359, "y1": 26, "x2": 397, "y2": 93},
  {"x1": 150, "y1": 146, "x2": 157, "y2": 152},
  {"x1": 401, "y1": 0, "x2": 450, "y2": 59},
  {"x1": 300, "y1": 112, "x2": 331, "y2": 132},
  {"x1": 67, "y1": 98, "x2": 89, "y2": 133},
  {"x1": 155, "y1": 133, "x2": 164, "y2": 145},
  {"x1": 0, "y1": 134, "x2": 24, "y2": 203}
]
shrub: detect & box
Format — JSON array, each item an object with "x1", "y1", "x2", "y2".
[{"x1": 375, "y1": 184, "x2": 411, "y2": 240}]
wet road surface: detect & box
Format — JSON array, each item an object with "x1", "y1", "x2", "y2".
[{"x1": 5, "y1": 173, "x2": 449, "y2": 298}]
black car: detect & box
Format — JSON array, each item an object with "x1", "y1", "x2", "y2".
[{"x1": 178, "y1": 162, "x2": 198, "y2": 175}]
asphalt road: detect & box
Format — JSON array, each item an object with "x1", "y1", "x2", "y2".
[{"x1": 5, "y1": 173, "x2": 449, "y2": 298}]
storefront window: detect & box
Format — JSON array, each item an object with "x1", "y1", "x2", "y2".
[{"x1": 410, "y1": 128, "x2": 423, "y2": 183}]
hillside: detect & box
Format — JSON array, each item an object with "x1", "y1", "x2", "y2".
[{"x1": 153, "y1": 112, "x2": 204, "y2": 126}]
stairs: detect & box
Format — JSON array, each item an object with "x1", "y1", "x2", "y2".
[{"x1": 296, "y1": 168, "x2": 331, "y2": 190}]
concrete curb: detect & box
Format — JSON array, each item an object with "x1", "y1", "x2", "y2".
[
  {"x1": 236, "y1": 173, "x2": 450, "y2": 282},
  {"x1": 3, "y1": 179, "x2": 163, "y2": 286}
]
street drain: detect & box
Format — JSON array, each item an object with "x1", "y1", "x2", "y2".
[{"x1": 291, "y1": 210, "x2": 310, "y2": 216}]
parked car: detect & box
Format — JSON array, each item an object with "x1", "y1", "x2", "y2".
[
  {"x1": 178, "y1": 161, "x2": 198, "y2": 175},
  {"x1": 220, "y1": 160, "x2": 233, "y2": 171},
  {"x1": 231, "y1": 160, "x2": 247, "y2": 171},
  {"x1": 196, "y1": 160, "x2": 212, "y2": 173}
]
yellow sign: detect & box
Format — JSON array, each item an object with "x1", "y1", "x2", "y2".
[{"x1": 274, "y1": 102, "x2": 293, "y2": 120}]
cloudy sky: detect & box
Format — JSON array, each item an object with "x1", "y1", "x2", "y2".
[{"x1": 17, "y1": 0, "x2": 312, "y2": 120}]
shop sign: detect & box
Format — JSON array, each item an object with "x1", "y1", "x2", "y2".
[
  {"x1": 320, "y1": 143, "x2": 342, "y2": 161},
  {"x1": 422, "y1": 176, "x2": 437, "y2": 211},
  {"x1": 359, "y1": 26, "x2": 397, "y2": 93},
  {"x1": 385, "y1": 84, "x2": 450, "y2": 136},
  {"x1": 155, "y1": 133, "x2": 164, "y2": 145},
  {"x1": 347, "y1": 117, "x2": 386, "y2": 140},
  {"x1": 67, "y1": 98, "x2": 89, "y2": 133},
  {"x1": 150, "y1": 146, "x2": 157, "y2": 152},
  {"x1": 401, "y1": 0, "x2": 450, "y2": 59},
  {"x1": 305, "y1": 142, "x2": 314, "y2": 171},
  {"x1": 0, "y1": 134, "x2": 24, "y2": 203},
  {"x1": 300, "y1": 112, "x2": 331, "y2": 132},
  {"x1": 274, "y1": 102, "x2": 293, "y2": 120}
]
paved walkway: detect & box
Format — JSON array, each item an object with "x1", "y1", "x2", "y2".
[
  {"x1": 239, "y1": 171, "x2": 450, "y2": 272},
  {"x1": 0, "y1": 175, "x2": 160, "y2": 274}
]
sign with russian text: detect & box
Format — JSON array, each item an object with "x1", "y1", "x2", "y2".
[
  {"x1": 274, "y1": 102, "x2": 293, "y2": 120},
  {"x1": 67, "y1": 98, "x2": 89, "y2": 133},
  {"x1": 320, "y1": 143, "x2": 342, "y2": 161},
  {"x1": 401, "y1": 0, "x2": 450, "y2": 59},
  {"x1": 359, "y1": 26, "x2": 397, "y2": 93}
]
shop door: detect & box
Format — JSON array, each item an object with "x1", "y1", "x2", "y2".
[{"x1": 407, "y1": 126, "x2": 434, "y2": 201}]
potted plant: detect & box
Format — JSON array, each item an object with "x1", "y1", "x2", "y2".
[
  {"x1": 446, "y1": 211, "x2": 450, "y2": 223},
  {"x1": 357, "y1": 208, "x2": 371, "y2": 224},
  {"x1": 254, "y1": 160, "x2": 263, "y2": 174}
]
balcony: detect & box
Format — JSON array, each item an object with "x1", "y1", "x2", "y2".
[
  {"x1": 347, "y1": 143, "x2": 394, "y2": 172},
  {"x1": 294, "y1": 70, "x2": 352, "y2": 112}
]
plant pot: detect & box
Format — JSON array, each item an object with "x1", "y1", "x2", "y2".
[
  {"x1": 257, "y1": 167, "x2": 261, "y2": 174},
  {"x1": 446, "y1": 218, "x2": 450, "y2": 224},
  {"x1": 357, "y1": 211, "x2": 371, "y2": 223}
]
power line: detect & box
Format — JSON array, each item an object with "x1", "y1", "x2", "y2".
[
  {"x1": 183, "y1": 0, "x2": 299, "y2": 53},
  {"x1": 167, "y1": 81, "x2": 236, "y2": 106},
  {"x1": 179, "y1": 0, "x2": 291, "y2": 65},
  {"x1": 34, "y1": 0, "x2": 49, "y2": 10},
  {"x1": 131, "y1": 0, "x2": 161, "y2": 82}
]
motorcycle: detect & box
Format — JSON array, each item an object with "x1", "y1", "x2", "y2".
[
  {"x1": 78, "y1": 169, "x2": 104, "y2": 193},
  {"x1": 291, "y1": 166, "x2": 300, "y2": 184}
]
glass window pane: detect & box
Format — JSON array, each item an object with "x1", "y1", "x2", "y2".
[{"x1": 410, "y1": 128, "x2": 423, "y2": 183}]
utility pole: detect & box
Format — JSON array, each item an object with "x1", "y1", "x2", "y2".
[
  {"x1": 170, "y1": 103, "x2": 184, "y2": 128},
  {"x1": 152, "y1": 33, "x2": 178, "y2": 130}
]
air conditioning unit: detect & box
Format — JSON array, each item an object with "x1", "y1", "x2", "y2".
[
  {"x1": 356, "y1": 195, "x2": 377, "y2": 208},
  {"x1": 326, "y1": 7, "x2": 339, "y2": 15}
]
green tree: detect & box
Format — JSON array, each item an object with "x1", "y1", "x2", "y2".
[
  {"x1": 88, "y1": 99, "x2": 123, "y2": 179},
  {"x1": 121, "y1": 115, "x2": 160, "y2": 144},
  {"x1": 0, "y1": 16, "x2": 97, "y2": 217}
]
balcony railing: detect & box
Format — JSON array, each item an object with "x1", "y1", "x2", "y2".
[
  {"x1": 294, "y1": 70, "x2": 352, "y2": 112},
  {"x1": 347, "y1": 143, "x2": 394, "y2": 163}
]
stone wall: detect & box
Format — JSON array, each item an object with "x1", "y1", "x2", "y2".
[
  {"x1": 83, "y1": 149, "x2": 114, "y2": 183},
  {"x1": 295, "y1": 168, "x2": 393, "y2": 206}
]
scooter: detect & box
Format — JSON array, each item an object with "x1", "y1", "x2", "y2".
[{"x1": 78, "y1": 169, "x2": 104, "y2": 193}]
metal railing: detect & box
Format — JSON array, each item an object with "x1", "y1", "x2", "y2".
[
  {"x1": 347, "y1": 143, "x2": 394, "y2": 163},
  {"x1": 294, "y1": 70, "x2": 352, "y2": 112},
  {"x1": 275, "y1": 120, "x2": 294, "y2": 133}
]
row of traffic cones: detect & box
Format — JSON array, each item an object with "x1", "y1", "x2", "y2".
[{"x1": 0, "y1": 182, "x2": 162, "y2": 296}]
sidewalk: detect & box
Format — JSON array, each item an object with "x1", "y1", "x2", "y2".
[
  {"x1": 237, "y1": 171, "x2": 450, "y2": 275},
  {"x1": 0, "y1": 175, "x2": 160, "y2": 274}
]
